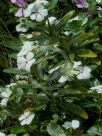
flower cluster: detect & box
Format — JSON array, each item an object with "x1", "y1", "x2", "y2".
[
  {"x1": 24, "y1": 0, "x2": 49, "y2": 22},
  {"x1": 1, "y1": 0, "x2": 102, "y2": 135}
]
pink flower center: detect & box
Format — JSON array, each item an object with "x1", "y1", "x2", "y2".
[{"x1": 25, "y1": 58, "x2": 28, "y2": 64}]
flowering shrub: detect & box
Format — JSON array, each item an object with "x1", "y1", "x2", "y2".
[{"x1": 0, "y1": 0, "x2": 102, "y2": 135}]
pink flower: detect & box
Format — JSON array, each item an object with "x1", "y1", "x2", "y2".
[
  {"x1": 10, "y1": 0, "x2": 25, "y2": 17},
  {"x1": 15, "y1": 8, "x2": 24, "y2": 17},
  {"x1": 74, "y1": 0, "x2": 89, "y2": 8}
]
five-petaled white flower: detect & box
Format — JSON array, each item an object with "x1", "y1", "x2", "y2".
[
  {"x1": 90, "y1": 85, "x2": 102, "y2": 93},
  {"x1": 30, "y1": 4, "x2": 48, "y2": 22},
  {"x1": 24, "y1": 2, "x2": 48, "y2": 22},
  {"x1": 0, "y1": 88, "x2": 12, "y2": 106},
  {"x1": 17, "y1": 41, "x2": 34, "y2": 57},
  {"x1": 62, "y1": 120, "x2": 80, "y2": 129},
  {"x1": 17, "y1": 52, "x2": 36, "y2": 72},
  {"x1": 16, "y1": 23, "x2": 28, "y2": 32},
  {"x1": 75, "y1": 66, "x2": 91, "y2": 79},
  {"x1": 18, "y1": 111, "x2": 35, "y2": 125}
]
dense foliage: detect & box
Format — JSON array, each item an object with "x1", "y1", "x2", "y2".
[{"x1": 0, "y1": 0, "x2": 102, "y2": 136}]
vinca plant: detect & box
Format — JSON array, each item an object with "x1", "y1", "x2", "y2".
[{"x1": 0, "y1": 0, "x2": 102, "y2": 135}]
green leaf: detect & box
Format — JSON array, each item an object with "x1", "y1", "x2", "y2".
[
  {"x1": 1, "y1": 40, "x2": 21, "y2": 51},
  {"x1": 62, "y1": 103, "x2": 88, "y2": 119},
  {"x1": 47, "y1": 123, "x2": 66, "y2": 136},
  {"x1": 10, "y1": 126, "x2": 27, "y2": 134},
  {"x1": 52, "y1": 114, "x2": 59, "y2": 123},
  {"x1": 16, "y1": 88, "x2": 23, "y2": 103},
  {"x1": 78, "y1": 49, "x2": 97, "y2": 58},
  {"x1": 8, "y1": 53, "x2": 17, "y2": 59},
  {"x1": 68, "y1": 32, "x2": 94, "y2": 46},
  {"x1": 48, "y1": 0, "x2": 58, "y2": 11},
  {"x1": 94, "y1": 43, "x2": 102, "y2": 52},
  {"x1": 55, "y1": 10, "x2": 75, "y2": 32},
  {"x1": 3, "y1": 68, "x2": 27, "y2": 75}
]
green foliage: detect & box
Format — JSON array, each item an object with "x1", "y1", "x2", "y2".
[{"x1": 0, "y1": 0, "x2": 102, "y2": 136}]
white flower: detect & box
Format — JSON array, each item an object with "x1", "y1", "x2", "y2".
[
  {"x1": 62, "y1": 120, "x2": 80, "y2": 129},
  {"x1": 64, "y1": 31, "x2": 71, "y2": 36},
  {"x1": 97, "y1": 6, "x2": 102, "y2": 11},
  {"x1": 72, "y1": 120, "x2": 80, "y2": 129},
  {"x1": 73, "y1": 61, "x2": 82, "y2": 68},
  {"x1": 62, "y1": 121, "x2": 72, "y2": 129},
  {"x1": 76, "y1": 66, "x2": 91, "y2": 79},
  {"x1": 0, "y1": 88, "x2": 12, "y2": 106},
  {"x1": 36, "y1": 0, "x2": 49, "y2": 5},
  {"x1": 24, "y1": 3, "x2": 35, "y2": 17},
  {"x1": 17, "y1": 52, "x2": 36, "y2": 72},
  {"x1": 90, "y1": 85, "x2": 102, "y2": 93},
  {"x1": 24, "y1": 1, "x2": 48, "y2": 22},
  {"x1": 96, "y1": 0, "x2": 101, "y2": 3},
  {"x1": 0, "y1": 132, "x2": 6, "y2": 136},
  {"x1": 53, "y1": 92, "x2": 58, "y2": 97},
  {"x1": 46, "y1": 16, "x2": 57, "y2": 26},
  {"x1": 16, "y1": 23, "x2": 28, "y2": 32},
  {"x1": 18, "y1": 111, "x2": 35, "y2": 125},
  {"x1": 17, "y1": 41, "x2": 34, "y2": 57},
  {"x1": 30, "y1": 4, "x2": 48, "y2": 22}
]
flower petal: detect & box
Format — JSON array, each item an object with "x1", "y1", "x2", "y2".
[
  {"x1": 36, "y1": 14, "x2": 44, "y2": 22},
  {"x1": 17, "y1": 56, "x2": 25, "y2": 64},
  {"x1": 26, "y1": 52, "x2": 34, "y2": 61},
  {"x1": 39, "y1": 9, "x2": 48, "y2": 17},
  {"x1": 25, "y1": 59, "x2": 36, "y2": 72},
  {"x1": 15, "y1": 8, "x2": 24, "y2": 17},
  {"x1": 0, "y1": 98, "x2": 8, "y2": 106},
  {"x1": 30, "y1": 14, "x2": 37, "y2": 20},
  {"x1": 72, "y1": 120, "x2": 80, "y2": 129}
]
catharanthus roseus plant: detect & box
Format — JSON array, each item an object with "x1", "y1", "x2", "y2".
[{"x1": 0, "y1": 0, "x2": 102, "y2": 135}]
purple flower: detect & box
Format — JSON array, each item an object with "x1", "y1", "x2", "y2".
[
  {"x1": 11, "y1": 0, "x2": 25, "y2": 7},
  {"x1": 10, "y1": 0, "x2": 25, "y2": 17},
  {"x1": 15, "y1": 8, "x2": 24, "y2": 17},
  {"x1": 74, "y1": 0, "x2": 89, "y2": 8}
]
